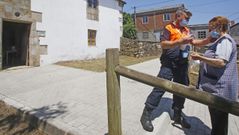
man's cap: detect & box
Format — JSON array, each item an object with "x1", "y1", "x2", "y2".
[{"x1": 176, "y1": 8, "x2": 192, "y2": 17}]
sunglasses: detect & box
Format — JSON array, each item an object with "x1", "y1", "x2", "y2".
[
  {"x1": 177, "y1": 14, "x2": 190, "y2": 21},
  {"x1": 185, "y1": 18, "x2": 190, "y2": 21}
]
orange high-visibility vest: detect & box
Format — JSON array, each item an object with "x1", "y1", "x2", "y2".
[{"x1": 165, "y1": 23, "x2": 190, "y2": 41}]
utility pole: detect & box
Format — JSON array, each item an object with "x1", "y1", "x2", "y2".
[{"x1": 133, "y1": 6, "x2": 136, "y2": 26}]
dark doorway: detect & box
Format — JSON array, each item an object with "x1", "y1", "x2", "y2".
[{"x1": 2, "y1": 21, "x2": 31, "y2": 69}]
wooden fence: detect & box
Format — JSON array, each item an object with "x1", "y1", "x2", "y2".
[{"x1": 106, "y1": 48, "x2": 239, "y2": 135}]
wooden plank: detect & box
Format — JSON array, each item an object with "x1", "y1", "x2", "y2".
[
  {"x1": 115, "y1": 65, "x2": 239, "y2": 116},
  {"x1": 106, "y1": 49, "x2": 122, "y2": 135}
]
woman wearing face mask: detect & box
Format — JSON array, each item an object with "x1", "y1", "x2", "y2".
[{"x1": 191, "y1": 16, "x2": 238, "y2": 135}]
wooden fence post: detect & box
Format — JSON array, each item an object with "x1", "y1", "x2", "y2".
[{"x1": 106, "y1": 48, "x2": 122, "y2": 135}]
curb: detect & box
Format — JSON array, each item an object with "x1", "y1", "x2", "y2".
[{"x1": 0, "y1": 94, "x2": 79, "y2": 135}]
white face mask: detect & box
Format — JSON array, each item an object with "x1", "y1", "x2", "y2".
[{"x1": 179, "y1": 19, "x2": 188, "y2": 27}]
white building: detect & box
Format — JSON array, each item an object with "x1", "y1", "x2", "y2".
[{"x1": 31, "y1": 0, "x2": 125, "y2": 65}]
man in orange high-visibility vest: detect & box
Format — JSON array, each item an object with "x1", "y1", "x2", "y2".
[{"x1": 140, "y1": 8, "x2": 193, "y2": 132}]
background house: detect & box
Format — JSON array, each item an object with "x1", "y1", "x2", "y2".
[
  {"x1": 230, "y1": 23, "x2": 239, "y2": 58},
  {"x1": 188, "y1": 24, "x2": 209, "y2": 53},
  {"x1": 191, "y1": 22, "x2": 239, "y2": 54},
  {"x1": 135, "y1": 4, "x2": 184, "y2": 42},
  {"x1": 31, "y1": 0, "x2": 125, "y2": 65},
  {"x1": 188, "y1": 24, "x2": 209, "y2": 39},
  {"x1": 230, "y1": 23, "x2": 239, "y2": 45}
]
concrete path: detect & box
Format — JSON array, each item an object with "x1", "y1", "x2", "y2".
[
  {"x1": 0, "y1": 59, "x2": 238, "y2": 135},
  {"x1": 164, "y1": 98, "x2": 239, "y2": 135}
]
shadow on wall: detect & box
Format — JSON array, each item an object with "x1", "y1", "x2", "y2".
[{"x1": 0, "y1": 101, "x2": 68, "y2": 135}]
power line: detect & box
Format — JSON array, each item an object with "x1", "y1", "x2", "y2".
[
  {"x1": 232, "y1": 16, "x2": 239, "y2": 21},
  {"x1": 188, "y1": 0, "x2": 230, "y2": 8},
  {"x1": 190, "y1": 9, "x2": 233, "y2": 15},
  {"x1": 135, "y1": 0, "x2": 176, "y2": 8},
  {"x1": 125, "y1": 0, "x2": 234, "y2": 13},
  {"x1": 228, "y1": 11, "x2": 239, "y2": 17},
  {"x1": 124, "y1": 0, "x2": 176, "y2": 12}
]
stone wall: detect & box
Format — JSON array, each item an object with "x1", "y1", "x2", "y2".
[
  {"x1": 120, "y1": 37, "x2": 162, "y2": 57},
  {"x1": 0, "y1": 0, "x2": 42, "y2": 69}
]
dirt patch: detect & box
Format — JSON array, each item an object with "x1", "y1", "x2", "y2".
[
  {"x1": 0, "y1": 101, "x2": 47, "y2": 135},
  {"x1": 56, "y1": 55, "x2": 158, "y2": 72}
]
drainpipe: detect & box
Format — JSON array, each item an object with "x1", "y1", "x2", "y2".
[{"x1": 153, "y1": 12, "x2": 156, "y2": 41}]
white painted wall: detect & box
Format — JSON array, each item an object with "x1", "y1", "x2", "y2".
[{"x1": 31, "y1": 0, "x2": 123, "y2": 65}]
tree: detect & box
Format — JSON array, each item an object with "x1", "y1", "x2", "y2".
[{"x1": 123, "y1": 13, "x2": 136, "y2": 39}]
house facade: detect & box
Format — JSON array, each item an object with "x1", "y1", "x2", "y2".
[
  {"x1": 230, "y1": 23, "x2": 239, "y2": 58},
  {"x1": 32, "y1": 0, "x2": 125, "y2": 65},
  {"x1": 0, "y1": 0, "x2": 42, "y2": 69},
  {"x1": 188, "y1": 24, "x2": 209, "y2": 39},
  {"x1": 0, "y1": 0, "x2": 124, "y2": 69},
  {"x1": 230, "y1": 23, "x2": 239, "y2": 45},
  {"x1": 188, "y1": 24, "x2": 209, "y2": 53},
  {"x1": 135, "y1": 4, "x2": 185, "y2": 42}
]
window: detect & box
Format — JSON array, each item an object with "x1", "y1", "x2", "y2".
[
  {"x1": 87, "y1": 0, "x2": 98, "y2": 8},
  {"x1": 88, "y1": 29, "x2": 97, "y2": 46},
  {"x1": 198, "y1": 31, "x2": 206, "y2": 39},
  {"x1": 163, "y1": 13, "x2": 171, "y2": 21},
  {"x1": 142, "y1": 16, "x2": 148, "y2": 24},
  {"x1": 119, "y1": 17, "x2": 123, "y2": 23},
  {"x1": 87, "y1": 0, "x2": 99, "y2": 20},
  {"x1": 37, "y1": 30, "x2": 46, "y2": 37},
  {"x1": 154, "y1": 31, "x2": 161, "y2": 41},
  {"x1": 143, "y1": 32, "x2": 149, "y2": 39}
]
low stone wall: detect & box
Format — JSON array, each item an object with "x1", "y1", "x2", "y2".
[{"x1": 120, "y1": 37, "x2": 162, "y2": 57}]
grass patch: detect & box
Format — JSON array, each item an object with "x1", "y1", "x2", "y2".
[{"x1": 56, "y1": 55, "x2": 158, "y2": 72}]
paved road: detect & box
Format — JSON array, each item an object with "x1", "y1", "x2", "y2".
[
  {"x1": 0, "y1": 59, "x2": 238, "y2": 135},
  {"x1": 0, "y1": 59, "x2": 163, "y2": 135}
]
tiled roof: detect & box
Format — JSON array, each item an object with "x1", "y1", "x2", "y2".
[
  {"x1": 231, "y1": 23, "x2": 239, "y2": 29},
  {"x1": 118, "y1": 0, "x2": 126, "y2": 4},
  {"x1": 136, "y1": 4, "x2": 184, "y2": 14}
]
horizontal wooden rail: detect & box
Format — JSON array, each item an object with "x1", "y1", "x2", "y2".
[
  {"x1": 106, "y1": 48, "x2": 239, "y2": 135},
  {"x1": 115, "y1": 65, "x2": 239, "y2": 116}
]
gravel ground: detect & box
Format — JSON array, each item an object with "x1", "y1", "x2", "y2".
[{"x1": 0, "y1": 101, "x2": 47, "y2": 135}]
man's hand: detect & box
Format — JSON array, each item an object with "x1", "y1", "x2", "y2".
[
  {"x1": 178, "y1": 36, "x2": 193, "y2": 45},
  {"x1": 161, "y1": 35, "x2": 193, "y2": 49}
]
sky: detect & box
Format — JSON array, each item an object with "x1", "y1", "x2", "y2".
[{"x1": 123, "y1": 0, "x2": 239, "y2": 25}]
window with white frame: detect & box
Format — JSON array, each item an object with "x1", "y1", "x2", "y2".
[
  {"x1": 163, "y1": 13, "x2": 171, "y2": 21},
  {"x1": 142, "y1": 16, "x2": 148, "y2": 24},
  {"x1": 198, "y1": 31, "x2": 206, "y2": 39}
]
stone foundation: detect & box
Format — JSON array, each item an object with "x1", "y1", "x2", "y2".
[{"x1": 120, "y1": 37, "x2": 162, "y2": 58}]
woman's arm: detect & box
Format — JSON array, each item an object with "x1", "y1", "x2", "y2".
[
  {"x1": 190, "y1": 37, "x2": 212, "y2": 47},
  {"x1": 191, "y1": 52, "x2": 226, "y2": 68}
]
